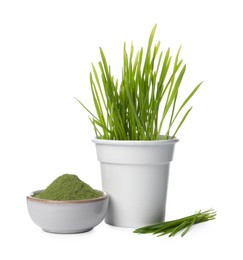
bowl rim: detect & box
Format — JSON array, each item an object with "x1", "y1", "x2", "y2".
[{"x1": 27, "y1": 190, "x2": 109, "y2": 204}]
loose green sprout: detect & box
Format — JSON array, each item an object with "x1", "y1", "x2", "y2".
[{"x1": 134, "y1": 209, "x2": 216, "y2": 237}]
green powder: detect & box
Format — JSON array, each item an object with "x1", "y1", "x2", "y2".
[{"x1": 34, "y1": 174, "x2": 103, "y2": 200}]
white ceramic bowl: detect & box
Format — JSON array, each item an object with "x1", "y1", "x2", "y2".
[{"x1": 27, "y1": 190, "x2": 109, "y2": 234}]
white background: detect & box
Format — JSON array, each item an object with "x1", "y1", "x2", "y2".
[{"x1": 0, "y1": 0, "x2": 242, "y2": 259}]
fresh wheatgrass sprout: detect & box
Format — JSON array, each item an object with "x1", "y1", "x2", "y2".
[
  {"x1": 76, "y1": 24, "x2": 203, "y2": 140},
  {"x1": 133, "y1": 209, "x2": 217, "y2": 237}
]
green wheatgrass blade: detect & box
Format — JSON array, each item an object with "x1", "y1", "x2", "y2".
[
  {"x1": 134, "y1": 209, "x2": 216, "y2": 237},
  {"x1": 168, "y1": 220, "x2": 191, "y2": 237},
  {"x1": 90, "y1": 76, "x2": 108, "y2": 138},
  {"x1": 124, "y1": 43, "x2": 146, "y2": 139},
  {"x1": 129, "y1": 42, "x2": 134, "y2": 75},
  {"x1": 143, "y1": 24, "x2": 157, "y2": 75},
  {"x1": 143, "y1": 43, "x2": 160, "y2": 138},
  {"x1": 89, "y1": 117, "x2": 98, "y2": 137},
  {"x1": 164, "y1": 54, "x2": 178, "y2": 111},
  {"x1": 166, "y1": 94, "x2": 178, "y2": 139},
  {"x1": 126, "y1": 87, "x2": 144, "y2": 138},
  {"x1": 99, "y1": 47, "x2": 110, "y2": 79},
  {"x1": 157, "y1": 64, "x2": 186, "y2": 138},
  {"x1": 166, "y1": 47, "x2": 183, "y2": 139},
  {"x1": 173, "y1": 46, "x2": 182, "y2": 71},
  {"x1": 131, "y1": 50, "x2": 139, "y2": 78},
  {"x1": 172, "y1": 107, "x2": 192, "y2": 138},
  {"x1": 158, "y1": 48, "x2": 171, "y2": 88},
  {"x1": 137, "y1": 47, "x2": 145, "y2": 121},
  {"x1": 100, "y1": 54, "x2": 124, "y2": 138},
  {"x1": 89, "y1": 117, "x2": 103, "y2": 138},
  {"x1": 90, "y1": 73, "x2": 104, "y2": 121},
  {"x1": 159, "y1": 58, "x2": 182, "y2": 101},
  {"x1": 148, "y1": 43, "x2": 160, "y2": 103},
  {"x1": 151, "y1": 41, "x2": 161, "y2": 70},
  {"x1": 165, "y1": 81, "x2": 203, "y2": 138},
  {"x1": 74, "y1": 97, "x2": 99, "y2": 121},
  {"x1": 176, "y1": 81, "x2": 203, "y2": 117},
  {"x1": 119, "y1": 79, "x2": 127, "y2": 129},
  {"x1": 111, "y1": 103, "x2": 127, "y2": 139},
  {"x1": 157, "y1": 65, "x2": 186, "y2": 138},
  {"x1": 140, "y1": 25, "x2": 156, "y2": 128},
  {"x1": 164, "y1": 64, "x2": 186, "y2": 118},
  {"x1": 92, "y1": 118, "x2": 111, "y2": 134},
  {"x1": 91, "y1": 63, "x2": 107, "y2": 111},
  {"x1": 181, "y1": 213, "x2": 198, "y2": 237}
]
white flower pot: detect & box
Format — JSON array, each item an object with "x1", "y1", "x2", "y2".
[{"x1": 93, "y1": 136, "x2": 178, "y2": 228}]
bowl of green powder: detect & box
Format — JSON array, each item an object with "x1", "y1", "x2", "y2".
[{"x1": 27, "y1": 174, "x2": 109, "y2": 234}]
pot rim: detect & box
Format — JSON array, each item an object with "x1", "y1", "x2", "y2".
[
  {"x1": 27, "y1": 190, "x2": 109, "y2": 204},
  {"x1": 92, "y1": 135, "x2": 179, "y2": 146}
]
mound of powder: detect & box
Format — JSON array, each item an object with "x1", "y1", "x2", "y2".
[{"x1": 35, "y1": 174, "x2": 103, "y2": 200}]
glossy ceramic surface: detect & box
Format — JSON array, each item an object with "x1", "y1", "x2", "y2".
[{"x1": 27, "y1": 190, "x2": 109, "y2": 233}]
